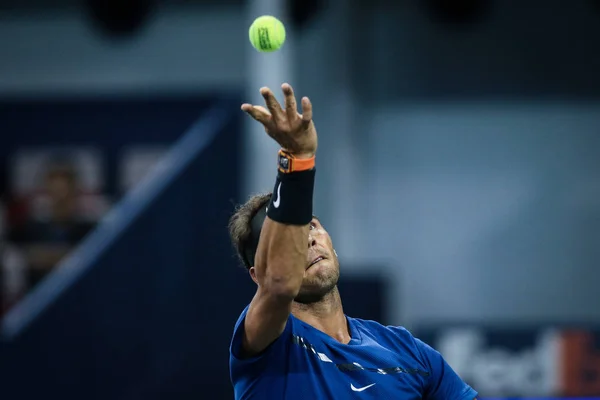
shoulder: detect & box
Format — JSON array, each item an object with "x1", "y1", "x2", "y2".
[
  {"x1": 352, "y1": 318, "x2": 436, "y2": 368},
  {"x1": 353, "y1": 319, "x2": 477, "y2": 399},
  {"x1": 353, "y1": 317, "x2": 422, "y2": 348},
  {"x1": 385, "y1": 324, "x2": 443, "y2": 369},
  {"x1": 229, "y1": 305, "x2": 294, "y2": 366},
  {"x1": 229, "y1": 305, "x2": 297, "y2": 397}
]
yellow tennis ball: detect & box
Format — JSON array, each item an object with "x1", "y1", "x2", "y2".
[{"x1": 249, "y1": 16, "x2": 286, "y2": 53}]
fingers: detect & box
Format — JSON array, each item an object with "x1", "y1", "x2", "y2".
[
  {"x1": 282, "y1": 83, "x2": 298, "y2": 121},
  {"x1": 300, "y1": 96, "x2": 312, "y2": 128},
  {"x1": 241, "y1": 103, "x2": 272, "y2": 125},
  {"x1": 260, "y1": 87, "x2": 285, "y2": 122},
  {"x1": 242, "y1": 85, "x2": 310, "y2": 130}
]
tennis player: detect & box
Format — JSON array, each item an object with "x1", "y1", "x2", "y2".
[{"x1": 228, "y1": 83, "x2": 477, "y2": 399}]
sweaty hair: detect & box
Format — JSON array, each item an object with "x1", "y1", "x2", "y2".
[{"x1": 228, "y1": 193, "x2": 271, "y2": 270}]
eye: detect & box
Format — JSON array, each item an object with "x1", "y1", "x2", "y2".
[{"x1": 309, "y1": 222, "x2": 316, "y2": 230}]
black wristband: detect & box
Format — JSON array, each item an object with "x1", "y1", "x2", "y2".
[{"x1": 267, "y1": 168, "x2": 315, "y2": 225}]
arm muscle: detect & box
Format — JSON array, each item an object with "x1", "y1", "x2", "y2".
[{"x1": 242, "y1": 217, "x2": 308, "y2": 356}]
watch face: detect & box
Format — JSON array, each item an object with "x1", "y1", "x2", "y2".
[{"x1": 279, "y1": 154, "x2": 290, "y2": 171}]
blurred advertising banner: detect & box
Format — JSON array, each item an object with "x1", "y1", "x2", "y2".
[
  {"x1": 0, "y1": 96, "x2": 244, "y2": 400},
  {"x1": 417, "y1": 326, "x2": 600, "y2": 397}
]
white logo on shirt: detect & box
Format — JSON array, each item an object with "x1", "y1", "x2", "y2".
[{"x1": 350, "y1": 383, "x2": 376, "y2": 392}]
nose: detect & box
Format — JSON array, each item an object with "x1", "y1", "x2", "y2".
[{"x1": 308, "y1": 234, "x2": 317, "y2": 248}]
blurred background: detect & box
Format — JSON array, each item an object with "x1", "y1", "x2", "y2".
[{"x1": 0, "y1": 0, "x2": 599, "y2": 398}]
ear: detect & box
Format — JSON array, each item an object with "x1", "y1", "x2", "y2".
[{"x1": 249, "y1": 267, "x2": 259, "y2": 285}]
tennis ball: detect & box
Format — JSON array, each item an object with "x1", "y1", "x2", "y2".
[{"x1": 249, "y1": 16, "x2": 286, "y2": 53}]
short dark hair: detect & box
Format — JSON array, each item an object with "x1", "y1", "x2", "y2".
[{"x1": 228, "y1": 193, "x2": 271, "y2": 270}]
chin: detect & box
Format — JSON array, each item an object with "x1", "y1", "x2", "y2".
[
  {"x1": 306, "y1": 258, "x2": 335, "y2": 273},
  {"x1": 295, "y1": 274, "x2": 339, "y2": 304}
]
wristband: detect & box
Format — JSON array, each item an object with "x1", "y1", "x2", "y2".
[
  {"x1": 241, "y1": 155, "x2": 316, "y2": 267},
  {"x1": 278, "y1": 149, "x2": 315, "y2": 174},
  {"x1": 267, "y1": 168, "x2": 315, "y2": 225},
  {"x1": 242, "y1": 168, "x2": 315, "y2": 267}
]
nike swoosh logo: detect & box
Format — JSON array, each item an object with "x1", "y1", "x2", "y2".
[
  {"x1": 273, "y1": 182, "x2": 282, "y2": 208},
  {"x1": 350, "y1": 383, "x2": 376, "y2": 392}
]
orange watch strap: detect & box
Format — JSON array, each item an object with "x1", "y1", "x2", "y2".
[{"x1": 277, "y1": 149, "x2": 315, "y2": 173}]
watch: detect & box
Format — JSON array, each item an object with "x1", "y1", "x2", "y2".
[{"x1": 277, "y1": 149, "x2": 315, "y2": 173}]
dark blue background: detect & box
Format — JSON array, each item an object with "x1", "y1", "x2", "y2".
[{"x1": 0, "y1": 97, "x2": 386, "y2": 399}]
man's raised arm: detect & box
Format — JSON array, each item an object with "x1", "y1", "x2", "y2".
[{"x1": 240, "y1": 83, "x2": 318, "y2": 356}]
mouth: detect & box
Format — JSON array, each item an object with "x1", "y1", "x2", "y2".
[{"x1": 307, "y1": 256, "x2": 325, "y2": 269}]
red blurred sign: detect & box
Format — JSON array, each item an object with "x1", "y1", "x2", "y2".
[{"x1": 561, "y1": 331, "x2": 600, "y2": 396}]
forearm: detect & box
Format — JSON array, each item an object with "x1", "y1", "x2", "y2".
[{"x1": 255, "y1": 218, "x2": 308, "y2": 298}]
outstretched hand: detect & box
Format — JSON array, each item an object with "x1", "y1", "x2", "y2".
[{"x1": 241, "y1": 83, "x2": 317, "y2": 158}]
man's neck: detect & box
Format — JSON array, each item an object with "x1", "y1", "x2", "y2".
[{"x1": 291, "y1": 287, "x2": 351, "y2": 344}]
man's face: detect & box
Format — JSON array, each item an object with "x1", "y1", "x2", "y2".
[
  {"x1": 294, "y1": 218, "x2": 340, "y2": 304},
  {"x1": 46, "y1": 173, "x2": 75, "y2": 203}
]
